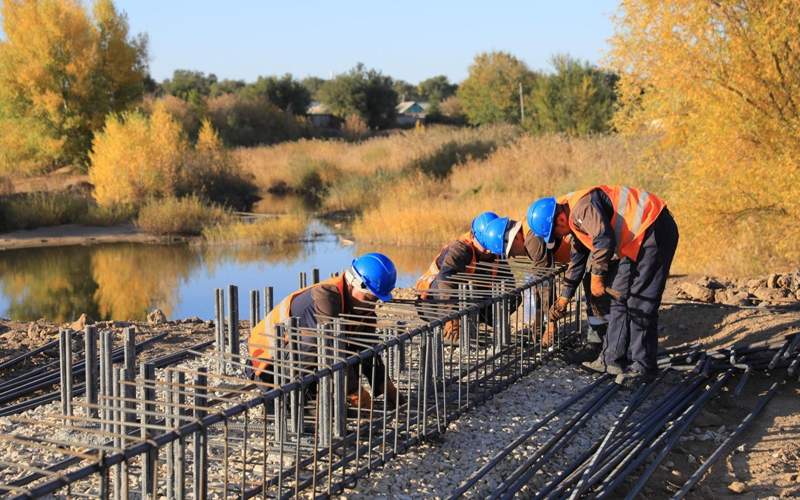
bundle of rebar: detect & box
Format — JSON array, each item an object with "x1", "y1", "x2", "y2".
[
  {"x1": 449, "y1": 331, "x2": 799, "y2": 499},
  {"x1": 0, "y1": 259, "x2": 579, "y2": 499}
]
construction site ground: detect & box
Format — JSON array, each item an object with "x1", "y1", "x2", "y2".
[{"x1": 0, "y1": 276, "x2": 798, "y2": 498}]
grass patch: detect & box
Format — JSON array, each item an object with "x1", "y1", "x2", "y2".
[
  {"x1": 136, "y1": 196, "x2": 232, "y2": 235},
  {"x1": 0, "y1": 191, "x2": 91, "y2": 231},
  {"x1": 235, "y1": 124, "x2": 520, "y2": 215},
  {"x1": 202, "y1": 215, "x2": 308, "y2": 245}
]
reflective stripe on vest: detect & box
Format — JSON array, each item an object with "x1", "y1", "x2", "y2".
[
  {"x1": 562, "y1": 185, "x2": 666, "y2": 261},
  {"x1": 248, "y1": 275, "x2": 346, "y2": 377}
]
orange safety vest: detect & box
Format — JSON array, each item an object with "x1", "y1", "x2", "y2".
[
  {"x1": 248, "y1": 275, "x2": 346, "y2": 377},
  {"x1": 416, "y1": 231, "x2": 482, "y2": 300},
  {"x1": 558, "y1": 185, "x2": 666, "y2": 261}
]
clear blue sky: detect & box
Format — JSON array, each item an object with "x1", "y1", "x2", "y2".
[{"x1": 113, "y1": 1, "x2": 619, "y2": 84}]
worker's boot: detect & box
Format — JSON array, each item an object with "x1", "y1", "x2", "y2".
[{"x1": 581, "y1": 355, "x2": 623, "y2": 375}]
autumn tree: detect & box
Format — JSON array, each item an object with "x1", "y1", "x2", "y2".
[
  {"x1": 417, "y1": 75, "x2": 457, "y2": 104},
  {"x1": 611, "y1": 0, "x2": 800, "y2": 271},
  {"x1": 0, "y1": 0, "x2": 147, "y2": 173},
  {"x1": 526, "y1": 55, "x2": 618, "y2": 135},
  {"x1": 89, "y1": 103, "x2": 186, "y2": 207},
  {"x1": 458, "y1": 51, "x2": 537, "y2": 125}
]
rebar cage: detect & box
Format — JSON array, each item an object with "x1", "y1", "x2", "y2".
[{"x1": 0, "y1": 258, "x2": 582, "y2": 499}]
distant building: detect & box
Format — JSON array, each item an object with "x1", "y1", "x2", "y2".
[
  {"x1": 306, "y1": 101, "x2": 340, "y2": 128},
  {"x1": 396, "y1": 101, "x2": 429, "y2": 126}
]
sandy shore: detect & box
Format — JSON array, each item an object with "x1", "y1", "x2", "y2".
[{"x1": 0, "y1": 223, "x2": 184, "y2": 250}]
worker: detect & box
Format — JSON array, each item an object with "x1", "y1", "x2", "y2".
[
  {"x1": 247, "y1": 252, "x2": 399, "y2": 407},
  {"x1": 524, "y1": 232, "x2": 618, "y2": 357},
  {"x1": 527, "y1": 186, "x2": 679, "y2": 384},
  {"x1": 415, "y1": 212, "x2": 524, "y2": 342}
]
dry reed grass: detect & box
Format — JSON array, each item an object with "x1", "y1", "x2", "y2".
[
  {"x1": 353, "y1": 134, "x2": 669, "y2": 246},
  {"x1": 202, "y1": 214, "x2": 308, "y2": 245},
  {"x1": 136, "y1": 196, "x2": 231, "y2": 235},
  {"x1": 234, "y1": 125, "x2": 520, "y2": 213}
]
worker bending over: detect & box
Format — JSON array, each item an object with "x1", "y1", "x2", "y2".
[
  {"x1": 416, "y1": 212, "x2": 524, "y2": 342},
  {"x1": 528, "y1": 186, "x2": 678, "y2": 384},
  {"x1": 248, "y1": 253, "x2": 399, "y2": 407}
]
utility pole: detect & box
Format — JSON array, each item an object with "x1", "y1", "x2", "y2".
[{"x1": 519, "y1": 82, "x2": 525, "y2": 122}]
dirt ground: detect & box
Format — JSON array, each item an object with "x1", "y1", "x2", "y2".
[
  {"x1": 641, "y1": 283, "x2": 800, "y2": 499},
  {"x1": 0, "y1": 277, "x2": 798, "y2": 498},
  {"x1": 0, "y1": 223, "x2": 175, "y2": 251}
]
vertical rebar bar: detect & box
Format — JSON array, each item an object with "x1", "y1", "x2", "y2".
[
  {"x1": 175, "y1": 371, "x2": 186, "y2": 500},
  {"x1": 227, "y1": 284, "x2": 240, "y2": 374},
  {"x1": 299, "y1": 272, "x2": 307, "y2": 288},
  {"x1": 141, "y1": 362, "x2": 156, "y2": 500},
  {"x1": 193, "y1": 367, "x2": 207, "y2": 499},
  {"x1": 332, "y1": 319, "x2": 345, "y2": 439},
  {"x1": 84, "y1": 325, "x2": 98, "y2": 418},
  {"x1": 216, "y1": 287, "x2": 225, "y2": 373},
  {"x1": 312, "y1": 268, "x2": 320, "y2": 284},
  {"x1": 101, "y1": 330, "x2": 114, "y2": 431},
  {"x1": 112, "y1": 367, "x2": 122, "y2": 500},
  {"x1": 165, "y1": 370, "x2": 175, "y2": 500},
  {"x1": 123, "y1": 327, "x2": 136, "y2": 424},
  {"x1": 288, "y1": 317, "x2": 299, "y2": 435},
  {"x1": 58, "y1": 329, "x2": 69, "y2": 419},
  {"x1": 265, "y1": 286, "x2": 274, "y2": 315},
  {"x1": 250, "y1": 289, "x2": 260, "y2": 326}
]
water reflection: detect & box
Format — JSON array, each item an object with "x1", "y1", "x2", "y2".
[{"x1": 0, "y1": 227, "x2": 432, "y2": 322}]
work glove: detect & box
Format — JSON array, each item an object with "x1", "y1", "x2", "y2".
[
  {"x1": 542, "y1": 322, "x2": 556, "y2": 348},
  {"x1": 590, "y1": 274, "x2": 606, "y2": 298},
  {"x1": 443, "y1": 319, "x2": 460, "y2": 343},
  {"x1": 548, "y1": 296, "x2": 570, "y2": 322}
]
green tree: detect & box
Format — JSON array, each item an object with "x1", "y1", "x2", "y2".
[
  {"x1": 318, "y1": 63, "x2": 398, "y2": 129},
  {"x1": 526, "y1": 55, "x2": 618, "y2": 135},
  {"x1": 393, "y1": 79, "x2": 419, "y2": 102},
  {"x1": 241, "y1": 74, "x2": 311, "y2": 114},
  {"x1": 161, "y1": 70, "x2": 217, "y2": 104},
  {"x1": 417, "y1": 75, "x2": 457, "y2": 103},
  {"x1": 0, "y1": 0, "x2": 148, "y2": 173},
  {"x1": 300, "y1": 76, "x2": 326, "y2": 99},
  {"x1": 458, "y1": 51, "x2": 536, "y2": 125},
  {"x1": 210, "y1": 79, "x2": 246, "y2": 97}
]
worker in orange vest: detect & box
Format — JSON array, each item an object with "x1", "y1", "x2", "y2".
[
  {"x1": 416, "y1": 212, "x2": 525, "y2": 342},
  {"x1": 528, "y1": 186, "x2": 679, "y2": 384},
  {"x1": 247, "y1": 253, "x2": 399, "y2": 407}
]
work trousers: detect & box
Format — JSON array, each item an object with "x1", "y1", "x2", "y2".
[{"x1": 603, "y1": 210, "x2": 679, "y2": 373}]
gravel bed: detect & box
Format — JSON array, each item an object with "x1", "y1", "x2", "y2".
[{"x1": 341, "y1": 360, "x2": 631, "y2": 499}]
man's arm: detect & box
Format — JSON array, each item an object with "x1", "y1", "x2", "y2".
[
  {"x1": 431, "y1": 241, "x2": 474, "y2": 291},
  {"x1": 560, "y1": 238, "x2": 590, "y2": 299},
  {"x1": 571, "y1": 190, "x2": 616, "y2": 277}
]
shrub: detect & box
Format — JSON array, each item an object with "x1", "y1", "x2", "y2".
[
  {"x1": 178, "y1": 120, "x2": 257, "y2": 210},
  {"x1": 89, "y1": 104, "x2": 187, "y2": 207},
  {"x1": 207, "y1": 94, "x2": 305, "y2": 147},
  {"x1": 202, "y1": 215, "x2": 307, "y2": 245},
  {"x1": 318, "y1": 63, "x2": 398, "y2": 129},
  {"x1": 342, "y1": 114, "x2": 368, "y2": 140},
  {"x1": 135, "y1": 195, "x2": 231, "y2": 235},
  {"x1": 0, "y1": 191, "x2": 90, "y2": 231}
]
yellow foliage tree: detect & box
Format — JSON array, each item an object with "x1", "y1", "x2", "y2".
[
  {"x1": 90, "y1": 103, "x2": 186, "y2": 206},
  {"x1": 610, "y1": 0, "x2": 800, "y2": 273},
  {"x1": 0, "y1": 0, "x2": 146, "y2": 173}
]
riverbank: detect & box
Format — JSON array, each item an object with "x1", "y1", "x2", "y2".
[{"x1": 0, "y1": 223, "x2": 179, "y2": 251}]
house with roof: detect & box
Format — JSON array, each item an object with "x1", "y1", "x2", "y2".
[
  {"x1": 306, "y1": 101, "x2": 341, "y2": 129},
  {"x1": 396, "y1": 101, "x2": 429, "y2": 126}
]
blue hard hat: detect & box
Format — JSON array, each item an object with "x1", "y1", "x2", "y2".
[
  {"x1": 527, "y1": 197, "x2": 557, "y2": 242},
  {"x1": 471, "y1": 211, "x2": 498, "y2": 236},
  {"x1": 477, "y1": 217, "x2": 509, "y2": 256},
  {"x1": 351, "y1": 252, "x2": 397, "y2": 302}
]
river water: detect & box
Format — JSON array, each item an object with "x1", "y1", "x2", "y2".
[{"x1": 0, "y1": 220, "x2": 431, "y2": 322}]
